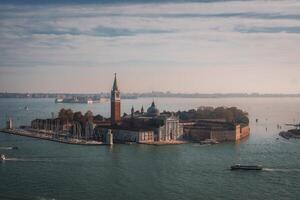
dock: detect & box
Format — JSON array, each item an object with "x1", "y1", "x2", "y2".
[{"x1": 0, "y1": 128, "x2": 106, "y2": 146}]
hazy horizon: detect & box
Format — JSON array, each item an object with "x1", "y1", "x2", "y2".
[
  {"x1": 0, "y1": 0, "x2": 300, "y2": 93},
  {"x1": 3, "y1": 91, "x2": 300, "y2": 95}
]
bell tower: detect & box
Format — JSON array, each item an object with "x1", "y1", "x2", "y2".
[{"x1": 111, "y1": 73, "x2": 121, "y2": 125}]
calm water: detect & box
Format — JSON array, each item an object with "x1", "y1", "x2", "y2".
[{"x1": 1, "y1": 97, "x2": 300, "y2": 200}]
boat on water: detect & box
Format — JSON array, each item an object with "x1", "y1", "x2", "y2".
[
  {"x1": 24, "y1": 106, "x2": 29, "y2": 110},
  {"x1": 200, "y1": 139, "x2": 219, "y2": 145},
  {"x1": 1, "y1": 154, "x2": 6, "y2": 161},
  {"x1": 231, "y1": 164, "x2": 263, "y2": 171},
  {"x1": 0, "y1": 146, "x2": 18, "y2": 150},
  {"x1": 55, "y1": 98, "x2": 64, "y2": 103}
]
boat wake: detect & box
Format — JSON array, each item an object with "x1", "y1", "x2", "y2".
[
  {"x1": 263, "y1": 168, "x2": 300, "y2": 172},
  {"x1": 36, "y1": 196, "x2": 56, "y2": 200},
  {"x1": 4, "y1": 158, "x2": 46, "y2": 162},
  {"x1": 0, "y1": 147, "x2": 18, "y2": 150},
  {"x1": 2, "y1": 158, "x2": 61, "y2": 162},
  {"x1": 3, "y1": 158, "x2": 27, "y2": 161}
]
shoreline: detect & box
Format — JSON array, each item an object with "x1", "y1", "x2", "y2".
[
  {"x1": 138, "y1": 141, "x2": 189, "y2": 145},
  {"x1": 0, "y1": 128, "x2": 107, "y2": 146},
  {"x1": 0, "y1": 128, "x2": 191, "y2": 146}
]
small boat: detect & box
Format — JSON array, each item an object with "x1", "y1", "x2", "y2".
[
  {"x1": 24, "y1": 106, "x2": 29, "y2": 110},
  {"x1": 55, "y1": 98, "x2": 64, "y2": 103},
  {"x1": 231, "y1": 164, "x2": 263, "y2": 171},
  {"x1": 12, "y1": 146, "x2": 18, "y2": 150},
  {"x1": 1, "y1": 154, "x2": 6, "y2": 161},
  {"x1": 200, "y1": 139, "x2": 219, "y2": 145},
  {"x1": 125, "y1": 142, "x2": 133, "y2": 145}
]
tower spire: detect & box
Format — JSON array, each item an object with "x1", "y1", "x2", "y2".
[
  {"x1": 151, "y1": 100, "x2": 155, "y2": 107},
  {"x1": 141, "y1": 105, "x2": 144, "y2": 114},
  {"x1": 112, "y1": 73, "x2": 119, "y2": 91},
  {"x1": 131, "y1": 106, "x2": 134, "y2": 117}
]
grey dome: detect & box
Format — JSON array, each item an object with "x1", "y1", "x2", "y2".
[{"x1": 147, "y1": 101, "x2": 160, "y2": 116}]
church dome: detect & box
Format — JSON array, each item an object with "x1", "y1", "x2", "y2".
[{"x1": 147, "y1": 101, "x2": 160, "y2": 116}]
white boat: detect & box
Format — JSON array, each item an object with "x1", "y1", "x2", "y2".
[
  {"x1": 1, "y1": 154, "x2": 6, "y2": 161},
  {"x1": 55, "y1": 98, "x2": 64, "y2": 103}
]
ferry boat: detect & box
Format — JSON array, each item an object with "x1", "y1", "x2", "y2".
[
  {"x1": 231, "y1": 164, "x2": 263, "y2": 171},
  {"x1": 55, "y1": 98, "x2": 64, "y2": 103},
  {"x1": 1, "y1": 154, "x2": 6, "y2": 161}
]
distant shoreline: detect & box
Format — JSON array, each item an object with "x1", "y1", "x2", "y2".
[{"x1": 2, "y1": 92, "x2": 300, "y2": 99}]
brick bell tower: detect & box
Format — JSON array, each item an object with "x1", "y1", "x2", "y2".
[{"x1": 111, "y1": 73, "x2": 121, "y2": 125}]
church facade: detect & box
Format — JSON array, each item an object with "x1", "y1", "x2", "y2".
[{"x1": 127, "y1": 101, "x2": 184, "y2": 142}]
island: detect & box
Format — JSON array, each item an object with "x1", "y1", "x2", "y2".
[{"x1": 1, "y1": 74, "x2": 250, "y2": 145}]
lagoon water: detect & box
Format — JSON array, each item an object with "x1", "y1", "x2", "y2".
[{"x1": 0, "y1": 97, "x2": 300, "y2": 200}]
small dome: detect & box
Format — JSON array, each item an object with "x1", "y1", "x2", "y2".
[{"x1": 147, "y1": 101, "x2": 160, "y2": 116}]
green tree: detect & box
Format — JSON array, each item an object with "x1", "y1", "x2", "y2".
[
  {"x1": 95, "y1": 114, "x2": 105, "y2": 121},
  {"x1": 58, "y1": 108, "x2": 74, "y2": 122},
  {"x1": 73, "y1": 111, "x2": 83, "y2": 122},
  {"x1": 84, "y1": 110, "x2": 93, "y2": 122}
]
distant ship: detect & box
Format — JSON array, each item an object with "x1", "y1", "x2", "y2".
[
  {"x1": 55, "y1": 98, "x2": 64, "y2": 103},
  {"x1": 279, "y1": 123, "x2": 300, "y2": 139},
  {"x1": 231, "y1": 164, "x2": 263, "y2": 171},
  {"x1": 55, "y1": 97, "x2": 108, "y2": 104},
  {"x1": 24, "y1": 106, "x2": 29, "y2": 110}
]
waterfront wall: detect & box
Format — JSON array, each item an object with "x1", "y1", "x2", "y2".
[
  {"x1": 210, "y1": 129, "x2": 238, "y2": 141},
  {"x1": 184, "y1": 125, "x2": 250, "y2": 142},
  {"x1": 97, "y1": 128, "x2": 154, "y2": 143},
  {"x1": 239, "y1": 126, "x2": 250, "y2": 140},
  {"x1": 183, "y1": 127, "x2": 211, "y2": 141}
]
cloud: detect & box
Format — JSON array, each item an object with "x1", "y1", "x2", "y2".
[
  {"x1": 236, "y1": 26, "x2": 300, "y2": 34},
  {"x1": 0, "y1": 0, "x2": 300, "y2": 92}
]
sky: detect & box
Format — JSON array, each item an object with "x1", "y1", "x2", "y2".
[{"x1": 0, "y1": 0, "x2": 300, "y2": 93}]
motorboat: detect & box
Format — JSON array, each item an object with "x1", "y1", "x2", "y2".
[
  {"x1": 200, "y1": 139, "x2": 219, "y2": 145},
  {"x1": 1, "y1": 154, "x2": 6, "y2": 161},
  {"x1": 231, "y1": 164, "x2": 263, "y2": 171}
]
